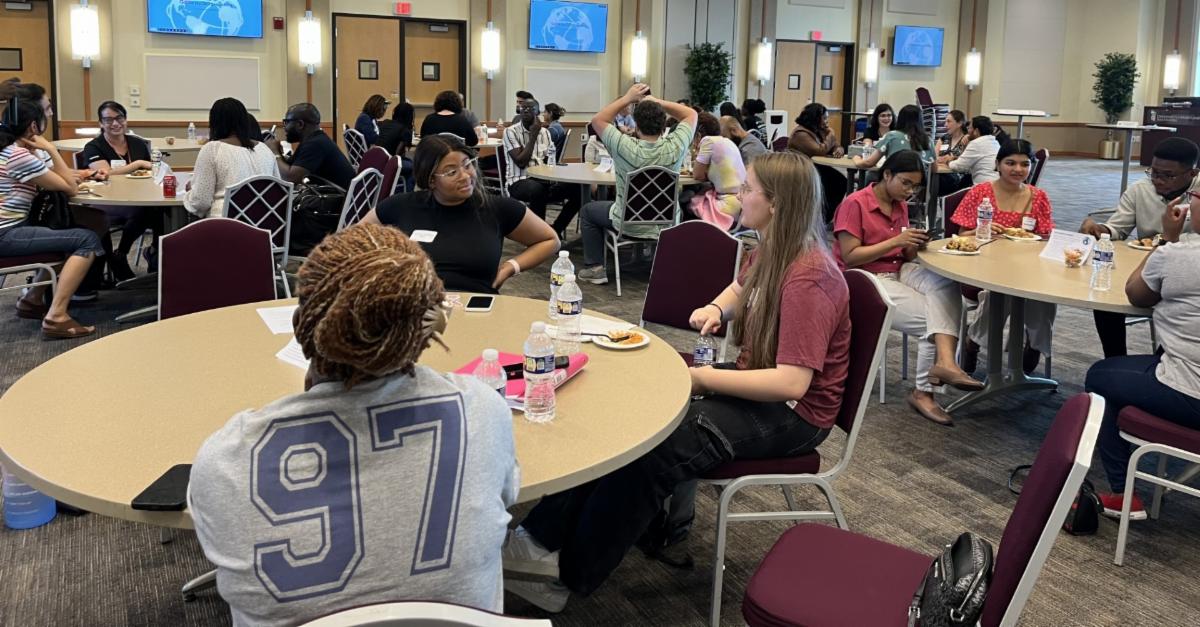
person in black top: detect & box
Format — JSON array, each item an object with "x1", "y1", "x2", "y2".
[
  {"x1": 376, "y1": 101, "x2": 415, "y2": 192},
  {"x1": 362, "y1": 134, "x2": 558, "y2": 294},
  {"x1": 863, "y1": 103, "x2": 894, "y2": 143},
  {"x1": 419, "y1": 91, "x2": 479, "y2": 147},
  {"x1": 265, "y1": 103, "x2": 355, "y2": 189},
  {"x1": 355, "y1": 94, "x2": 388, "y2": 145}
]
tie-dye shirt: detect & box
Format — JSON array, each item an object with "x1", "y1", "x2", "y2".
[{"x1": 695, "y1": 135, "x2": 746, "y2": 215}]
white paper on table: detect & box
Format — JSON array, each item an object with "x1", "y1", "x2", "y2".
[
  {"x1": 1039, "y1": 229, "x2": 1097, "y2": 264},
  {"x1": 154, "y1": 161, "x2": 173, "y2": 185},
  {"x1": 594, "y1": 158, "x2": 614, "y2": 174},
  {"x1": 276, "y1": 337, "x2": 310, "y2": 370},
  {"x1": 257, "y1": 304, "x2": 298, "y2": 334}
]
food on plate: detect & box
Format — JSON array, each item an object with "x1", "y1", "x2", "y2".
[
  {"x1": 605, "y1": 329, "x2": 645, "y2": 345},
  {"x1": 1004, "y1": 227, "x2": 1037, "y2": 239},
  {"x1": 1135, "y1": 236, "x2": 1161, "y2": 248},
  {"x1": 130, "y1": 169, "x2": 153, "y2": 177},
  {"x1": 945, "y1": 236, "x2": 980, "y2": 252},
  {"x1": 1063, "y1": 247, "x2": 1084, "y2": 268}
]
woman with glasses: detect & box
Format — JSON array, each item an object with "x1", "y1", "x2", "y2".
[
  {"x1": 362, "y1": 134, "x2": 558, "y2": 293},
  {"x1": 834, "y1": 150, "x2": 981, "y2": 426},
  {"x1": 854, "y1": 104, "x2": 934, "y2": 169},
  {"x1": 951, "y1": 139, "x2": 1057, "y2": 375},
  {"x1": 80, "y1": 101, "x2": 154, "y2": 177}
]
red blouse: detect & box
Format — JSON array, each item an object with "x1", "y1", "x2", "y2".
[{"x1": 951, "y1": 182, "x2": 1055, "y2": 235}]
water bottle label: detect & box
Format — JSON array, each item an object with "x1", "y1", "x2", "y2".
[
  {"x1": 556, "y1": 298, "x2": 582, "y2": 316},
  {"x1": 1095, "y1": 250, "x2": 1114, "y2": 264},
  {"x1": 551, "y1": 272, "x2": 566, "y2": 287},
  {"x1": 693, "y1": 346, "x2": 715, "y2": 364},
  {"x1": 524, "y1": 354, "x2": 555, "y2": 375}
]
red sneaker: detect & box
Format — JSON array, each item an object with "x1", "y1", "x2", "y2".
[{"x1": 1098, "y1": 492, "x2": 1148, "y2": 520}]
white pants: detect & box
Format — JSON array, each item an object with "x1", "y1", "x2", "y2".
[
  {"x1": 879, "y1": 263, "x2": 962, "y2": 392},
  {"x1": 967, "y1": 290, "x2": 1056, "y2": 356}
]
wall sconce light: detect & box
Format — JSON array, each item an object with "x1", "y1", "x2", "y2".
[
  {"x1": 755, "y1": 38, "x2": 773, "y2": 84},
  {"x1": 631, "y1": 31, "x2": 648, "y2": 82},
  {"x1": 71, "y1": 0, "x2": 100, "y2": 69},
  {"x1": 1164, "y1": 51, "x2": 1182, "y2": 93},
  {"x1": 964, "y1": 48, "x2": 982, "y2": 90},
  {"x1": 482, "y1": 22, "x2": 501, "y2": 79},
  {"x1": 863, "y1": 44, "x2": 879, "y2": 87},
  {"x1": 298, "y1": 10, "x2": 321, "y2": 75}
]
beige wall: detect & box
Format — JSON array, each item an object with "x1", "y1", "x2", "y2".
[
  {"x1": 775, "y1": 0, "x2": 858, "y2": 43},
  {"x1": 877, "y1": 0, "x2": 961, "y2": 108}
]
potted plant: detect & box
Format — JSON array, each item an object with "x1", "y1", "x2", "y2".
[
  {"x1": 1091, "y1": 52, "x2": 1140, "y2": 160},
  {"x1": 684, "y1": 42, "x2": 733, "y2": 112}
]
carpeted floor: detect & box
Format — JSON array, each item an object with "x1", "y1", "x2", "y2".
[{"x1": 1, "y1": 157, "x2": 1197, "y2": 626}]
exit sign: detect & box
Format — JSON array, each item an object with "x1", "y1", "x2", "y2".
[
  {"x1": 394, "y1": 2, "x2": 411, "y2": 15},
  {"x1": 810, "y1": 30, "x2": 823, "y2": 41}
]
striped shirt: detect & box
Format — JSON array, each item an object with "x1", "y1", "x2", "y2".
[
  {"x1": 502, "y1": 123, "x2": 556, "y2": 187},
  {"x1": 0, "y1": 145, "x2": 49, "y2": 231}
]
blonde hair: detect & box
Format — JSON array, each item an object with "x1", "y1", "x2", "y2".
[
  {"x1": 734, "y1": 152, "x2": 830, "y2": 369},
  {"x1": 295, "y1": 223, "x2": 448, "y2": 388}
]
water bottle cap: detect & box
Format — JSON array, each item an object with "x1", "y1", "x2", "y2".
[
  {"x1": 559, "y1": 250, "x2": 569, "y2": 257},
  {"x1": 1100, "y1": 233, "x2": 1111, "y2": 240},
  {"x1": 531, "y1": 321, "x2": 546, "y2": 332},
  {"x1": 482, "y1": 348, "x2": 498, "y2": 361}
]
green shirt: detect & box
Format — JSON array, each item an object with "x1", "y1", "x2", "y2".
[
  {"x1": 601, "y1": 121, "x2": 695, "y2": 238},
  {"x1": 874, "y1": 130, "x2": 935, "y2": 165}
]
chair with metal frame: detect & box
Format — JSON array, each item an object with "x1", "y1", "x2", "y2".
[
  {"x1": 357, "y1": 145, "x2": 390, "y2": 176},
  {"x1": 157, "y1": 218, "x2": 276, "y2": 321},
  {"x1": 337, "y1": 168, "x2": 384, "y2": 232},
  {"x1": 603, "y1": 165, "x2": 680, "y2": 296},
  {"x1": 300, "y1": 601, "x2": 552, "y2": 627},
  {"x1": 379, "y1": 155, "x2": 405, "y2": 204},
  {"x1": 223, "y1": 175, "x2": 295, "y2": 297},
  {"x1": 343, "y1": 125, "x2": 369, "y2": 170}
]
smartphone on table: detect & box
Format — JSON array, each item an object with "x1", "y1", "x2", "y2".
[
  {"x1": 464, "y1": 295, "x2": 495, "y2": 312},
  {"x1": 131, "y1": 464, "x2": 191, "y2": 511}
]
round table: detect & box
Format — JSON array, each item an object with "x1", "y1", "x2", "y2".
[
  {"x1": 527, "y1": 162, "x2": 697, "y2": 186},
  {"x1": 53, "y1": 137, "x2": 206, "y2": 154},
  {"x1": 918, "y1": 237, "x2": 1151, "y2": 411},
  {"x1": 74, "y1": 175, "x2": 190, "y2": 231},
  {"x1": 0, "y1": 296, "x2": 692, "y2": 529}
]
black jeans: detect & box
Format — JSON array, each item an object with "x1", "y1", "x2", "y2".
[
  {"x1": 1094, "y1": 310, "x2": 1129, "y2": 358},
  {"x1": 508, "y1": 178, "x2": 581, "y2": 233},
  {"x1": 520, "y1": 387, "x2": 830, "y2": 595}
]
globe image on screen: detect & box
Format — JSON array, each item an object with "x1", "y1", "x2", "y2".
[
  {"x1": 163, "y1": 0, "x2": 246, "y2": 37},
  {"x1": 899, "y1": 30, "x2": 937, "y2": 65},
  {"x1": 541, "y1": 6, "x2": 595, "y2": 51}
]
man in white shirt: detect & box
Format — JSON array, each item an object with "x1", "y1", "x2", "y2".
[
  {"x1": 1080, "y1": 137, "x2": 1199, "y2": 357},
  {"x1": 941, "y1": 115, "x2": 1000, "y2": 185},
  {"x1": 503, "y1": 99, "x2": 579, "y2": 237}
]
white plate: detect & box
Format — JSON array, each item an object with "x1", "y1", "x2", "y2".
[
  {"x1": 937, "y1": 247, "x2": 981, "y2": 256},
  {"x1": 1127, "y1": 241, "x2": 1156, "y2": 251},
  {"x1": 1003, "y1": 233, "x2": 1042, "y2": 241},
  {"x1": 592, "y1": 331, "x2": 650, "y2": 350},
  {"x1": 126, "y1": 172, "x2": 153, "y2": 179}
]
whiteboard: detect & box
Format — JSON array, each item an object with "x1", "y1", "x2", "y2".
[
  {"x1": 524, "y1": 67, "x2": 604, "y2": 114},
  {"x1": 145, "y1": 55, "x2": 261, "y2": 111}
]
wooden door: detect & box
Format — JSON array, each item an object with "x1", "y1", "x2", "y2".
[
  {"x1": 334, "y1": 16, "x2": 401, "y2": 147},
  {"x1": 814, "y1": 44, "x2": 848, "y2": 139},
  {"x1": 403, "y1": 21, "x2": 462, "y2": 122},
  {"x1": 0, "y1": 3, "x2": 53, "y2": 136},
  {"x1": 773, "y1": 41, "x2": 816, "y2": 129}
]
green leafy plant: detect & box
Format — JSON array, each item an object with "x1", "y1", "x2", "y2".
[
  {"x1": 684, "y1": 42, "x2": 733, "y2": 112},
  {"x1": 1091, "y1": 52, "x2": 1140, "y2": 124}
]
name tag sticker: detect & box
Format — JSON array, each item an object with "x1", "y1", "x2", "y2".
[
  {"x1": 110, "y1": 159, "x2": 128, "y2": 168},
  {"x1": 411, "y1": 230, "x2": 438, "y2": 243}
]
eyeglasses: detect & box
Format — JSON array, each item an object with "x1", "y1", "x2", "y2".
[
  {"x1": 1146, "y1": 167, "x2": 1187, "y2": 181},
  {"x1": 282, "y1": 117, "x2": 301, "y2": 125},
  {"x1": 433, "y1": 158, "x2": 478, "y2": 180},
  {"x1": 739, "y1": 183, "x2": 763, "y2": 195},
  {"x1": 893, "y1": 178, "x2": 920, "y2": 191},
  {"x1": 100, "y1": 115, "x2": 126, "y2": 125}
]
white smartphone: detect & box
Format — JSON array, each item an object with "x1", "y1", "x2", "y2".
[{"x1": 464, "y1": 295, "x2": 495, "y2": 313}]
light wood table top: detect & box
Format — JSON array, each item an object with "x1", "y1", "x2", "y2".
[
  {"x1": 72, "y1": 175, "x2": 186, "y2": 207},
  {"x1": 811, "y1": 155, "x2": 951, "y2": 174},
  {"x1": 53, "y1": 137, "x2": 205, "y2": 153},
  {"x1": 918, "y1": 238, "x2": 1152, "y2": 316},
  {"x1": 0, "y1": 296, "x2": 691, "y2": 529},
  {"x1": 527, "y1": 163, "x2": 697, "y2": 186},
  {"x1": 1085, "y1": 123, "x2": 1177, "y2": 132}
]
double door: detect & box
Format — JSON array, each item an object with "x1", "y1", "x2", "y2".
[{"x1": 773, "y1": 42, "x2": 852, "y2": 143}]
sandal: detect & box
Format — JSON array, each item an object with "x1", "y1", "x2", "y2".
[
  {"x1": 15, "y1": 296, "x2": 49, "y2": 320},
  {"x1": 42, "y1": 317, "x2": 96, "y2": 340}
]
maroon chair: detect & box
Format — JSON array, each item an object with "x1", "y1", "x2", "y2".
[
  {"x1": 741, "y1": 393, "x2": 1104, "y2": 627},
  {"x1": 1113, "y1": 406, "x2": 1200, "y2": 565},
  {"x1": 604, "y1": 165, "x2": 680, "y2": 296},
  {"x1": 223, "y1": 175, "x2": 294, "y2": 297},
  {"x1": 357, "y1": 146, "x2": 390, "y2": 175},
  {"x1": 378, "y1": 155, "x2": 403, "y2": 203},
  {"x1": 336, "y1": 168, "x2": 384, "y2": 232},
  {"x1": 1028, "y1": 148, "x2": 1050, "y2": 186},
  {"x1": 771, "y1": 135, "x2": 790, "y2": 152},
  {"x1": 700, "y1": 269, "x2": 896, "y2": 626},
  {"x1": 640, "y1": 221, "x2": 742, "y2": 365},
  {"x1": 157, "y1": 218, "x2": 277, "y2": 320}
]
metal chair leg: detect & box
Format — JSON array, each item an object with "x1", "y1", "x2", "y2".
[
  {"x1": 182, "y1": 569, "x2": 217, "y2": 602},
  {"x1": 709, "y1": 487, "x2": 734, "y2": 627},
  {"x1": 901, "y1": 333, "x2": 909, "y2": 380},
  {"x1": 1151, "y1": 454, "x2": 1168, "y2": 520}
]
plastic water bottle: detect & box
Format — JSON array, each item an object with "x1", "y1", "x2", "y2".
[
  {"x1": 554, "y1": 273, "x2": 583, "y2": 355},
  {"x1": 3, "y1": 465, "x2": 57, "y2": 530},
  {"x1": 150, "y1": 148, "x2": 163, "y2": 176},
  {"x1": 523, "y1": 322, "x2": 557, "y2": 423},
  {"x1": 472, "y1": 348, "x2": 506, "y2": 398},
  {"x1": 548, "y1": 251, "x2": 574, "y2": 320},
  {"x1": 1091, "y1": 233, "x2": 1115, "y2": 291},
  {"x1": 693, "y1": 334, "x2": 717, "y2": 367},
  {"x1": 976, "y1": 197, "x2": 994, "y2": 242},
  {"x1": 187, "y1": 122, "x2": 197, "y2": 141}
]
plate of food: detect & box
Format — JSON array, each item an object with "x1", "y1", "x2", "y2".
[
  {"x1": 937, "y1": 236, "x2": 981, "y2": 255},
  {"x1": 1002, "y1": 227, "x2": 1042, "y2": 241},
  {"x1": 592, "y1": 329, "x2": 650, "y2": 350},
  {"x1": 126, "y1": 169, "x2": 153, "y2": 179},
  {"x1": 1127, "y1": 236, "x2": 1161, "y2": 251}
]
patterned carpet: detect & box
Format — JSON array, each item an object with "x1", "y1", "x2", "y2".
[{"x1": 1, "y1": 157, "x2": 1197, "y2": 626}]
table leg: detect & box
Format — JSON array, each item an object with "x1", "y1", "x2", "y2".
[
  {"x1": 944, "y1": 293, "x2": 1057, "y2": 413},
  {"x1": 1119, "y1": 130, "x2": 1134, "y2": 194},
  {"x1": 1016, "y1": 116, "x2": 1025, "y2": 140}
]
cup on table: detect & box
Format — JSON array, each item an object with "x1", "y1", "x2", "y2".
[
  {"x1": 1022, "y1": 215, "x2": 1037, "y2": 232},
  {"x1": 196, "y1": 135, "x2": 209, "y2": 145},
  {"x1": 1063, "y1": 247, "x2": 1084, "y2": 268},
  {"x1": 164, "y1": 136, "x2": 176, "y2": 146}
]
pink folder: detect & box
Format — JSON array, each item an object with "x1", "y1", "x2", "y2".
[{"x1": 455, "y1": 352, "x2": 589, "y2": 400}]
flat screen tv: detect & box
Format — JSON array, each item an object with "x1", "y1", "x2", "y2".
[
  {"x1": 892, "y1": 25, "x2": 943, "y2": 66},
  {"x1": 147, "y1": 0, "x2": 264, "y2": 39},
  {"x1": 529, "y1": 0, "x2": 608, "y2": 53}
]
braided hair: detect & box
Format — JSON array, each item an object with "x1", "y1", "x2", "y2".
[{"x1": 295, "y1": 223, "x2": 449, "y2": 389}]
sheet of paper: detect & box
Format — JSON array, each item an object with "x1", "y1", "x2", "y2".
[
  {"x1": 593, "y1": 158, "x2": 614, "y2": 174},
  {"x1": 257, "y1": 304, "x2": 298, "y2": 334},
  {"x1": 154, "y1": 161, "x2": 173, "y2": 185},
  {"x1": 1039, "y1": 229, "x2": 1096, "y2": 264},
  {"x1": 276, "y1": 337, "x2": 309, "y2": 370}
]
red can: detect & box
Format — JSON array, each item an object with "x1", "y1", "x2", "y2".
[{"x1": 162, "y1": 174, "x2": 177, "y2": 198}]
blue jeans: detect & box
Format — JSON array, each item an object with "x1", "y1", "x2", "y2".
[
  {"x1": 520, "y1": 387, "x2": 829, "y2": 595},
  {"x1": 0, "y1": 224, "x2": 104, "y2": 259},
  {"x1": 1085, "y1": 354, "x2": 1200, "y2": 492},
  {"x1": 580, "y1": 200, "x2": 613, "y2": 267}
]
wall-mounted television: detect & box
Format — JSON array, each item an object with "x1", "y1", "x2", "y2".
[
  {"x1": 529, "y1": 0, "x2": 608, "y2": 53},
  {"x1": 892, "y1": 25, "x2": 943, "y2": 67},
  {"x1": 147, "y1": 0, "x2": 264, "y2": 39}
]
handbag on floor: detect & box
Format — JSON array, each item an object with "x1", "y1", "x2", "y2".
[
  {"x1": 1009, "y1": 464, "x2": 1100, "y2": 535},
  {"x1": 907, "y1": 532, "x2": 993, "y2": 627}
]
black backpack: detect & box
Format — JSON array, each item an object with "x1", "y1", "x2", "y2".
[{"x1": 26, "y1": 190, "x2": 74, "y2": 230}]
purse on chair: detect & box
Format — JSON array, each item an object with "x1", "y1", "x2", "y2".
[
  {"x1": 290, "y1": 176, "x2": 346, "y2": 256},
  {"x1": 908, "y1": 532, "x2": 993, "y2": 627}
]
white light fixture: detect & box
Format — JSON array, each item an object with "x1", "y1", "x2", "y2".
[
  {"x1": 1164, "y1": 50, "x2": 1182, "y2": 93},
  {"x1": 70, "y1": 0, "x2": 100, "y2": 69},
  {"x1": 298, "y1": 10, "x2": 321, "y2": 74},
  {"x1": 482, "y1": 22, "x2": 501, "y2": 79},
  {"x1": 631, "y1": 31, "x2": 648, "y2": 82},
  {"x1": 755, "y1": 38, "x2": 773, "y2": 84},
  {"x1": 863, "y1": 44, "x2": 880, "y2": 87},
  {"x1": 964, "y1": 48, "x2": 982, "y2": 90}
]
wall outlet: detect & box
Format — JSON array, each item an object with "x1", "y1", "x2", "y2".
[
  {"x1": 129, "y1": 85, "x2": 141, "y2": 96},
  {"x1": 130, "y1": 96, "x2": 142, "y2": 107}
]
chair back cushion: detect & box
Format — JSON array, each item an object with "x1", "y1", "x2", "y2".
[
  {"x1": 159, "y1": 218, "x2": 276, "y2": 320},
  {"x1": 772, "y1": 136, "x2": 790, "y2": 152},
  {"x1": 941, "y1": 187, "x2": 970, "y2": 237},
  {"x1": 916, "y1": 87, "x2": 934, "y2": 107},
  {"x1": 338, "y1": 168, "x2": 383, "y2": 231},
  {"x1": 225, "y1": 176, "x2": 294, "y2": 252},
  {"x1": 980, "y1": 393, "x2": 1093, "y2": 627},
  {"x1": 379, "y1": 156, "x2": 401, "y2": 203},
  {"x1": 838, "y1": 270, "x2": 891, "y2": 434},
  {"x1": 642, "y1": 222, "x2": 739, "y2": 337},
  {"x1": 623, "y1": 166, "x2": 679, "y2": 225},
  {"x1": 1028, "y1": 148, "x2": 1050, "y2": 186},
  {"x1": 358, "y1": 146, "x2": 390, "y2": 175}
]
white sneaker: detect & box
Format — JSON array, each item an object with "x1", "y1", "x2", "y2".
[
  {"x1": 503, "y1": 526, "x2": 560, "y2": 578},
  {"x1": 504, "y1": 578, "x2": 569, "y2": 613}
]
